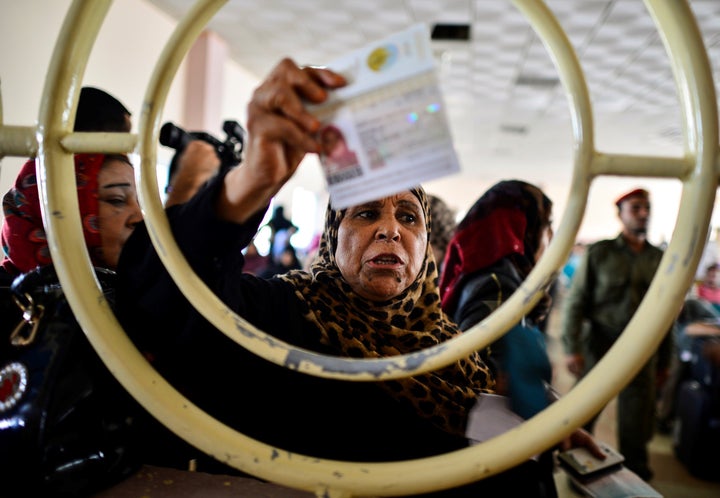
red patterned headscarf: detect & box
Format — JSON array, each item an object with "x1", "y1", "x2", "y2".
[{"x1": 1, "y1": 154, "x2": 106, "y2": 276}]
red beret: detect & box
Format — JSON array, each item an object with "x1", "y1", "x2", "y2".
[{"x1": 615, "y1": 188, "x2": 649, "y2": 207}]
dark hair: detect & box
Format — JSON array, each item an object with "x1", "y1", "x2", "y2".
[{"x1": 74, "y1": 87, "x2": 131, "y2": 132}]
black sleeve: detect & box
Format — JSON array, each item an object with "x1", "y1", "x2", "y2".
[
  {"x1": 115, "y1": 171, "x2": 294, "y2": 352},
  {"x1": 453, "y1": 271, "x2": 523, "y2": 378},
  {"x1": 114, "y1": 176, "x2": 474, "y2": 465},
  {"x1": 453, "y1": 273, "x2": 503, "y2": 331}
]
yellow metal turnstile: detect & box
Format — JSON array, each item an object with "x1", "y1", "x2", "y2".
[{"x1": 0, "y1": 1, "x2": 717, "y2": 496}]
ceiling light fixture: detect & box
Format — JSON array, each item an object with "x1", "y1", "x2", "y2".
[{"x1": 430, "y1": 23, "x2": 471, "y2": 41}]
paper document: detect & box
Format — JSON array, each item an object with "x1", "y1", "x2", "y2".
[
  {"x1": 310, "y1": 23, "x2": 461, "y2": 209},
  {"x1": 464, "y1": 393, "x2": 540, "y2": 460}
]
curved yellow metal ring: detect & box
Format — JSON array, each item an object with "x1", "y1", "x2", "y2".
[
  {"x1": 133, "y1": 0, "x2": 592, "y2": 386},
  {"x1": 133, "y1": 0, "x2": 542, "y2": 384},
  {"x1": 33, "y1": 0, "x2": 718, "y2": 497}
]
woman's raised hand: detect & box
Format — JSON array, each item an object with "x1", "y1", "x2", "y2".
[{"x1": 218, "y1": 59, "x2": 346, "y2": 223}]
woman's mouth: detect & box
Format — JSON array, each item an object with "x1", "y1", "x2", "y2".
[{"x1": 369, "y1": 254, "x2": 402, "y2": 267}]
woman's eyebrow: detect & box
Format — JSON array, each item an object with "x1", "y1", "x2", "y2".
[
  {"x1": 397, "y1": 200, "x2": 421, "y2": 211},
  {"x1": 354, "y1": 200, "x2": 382, "y2": 210},
  {"x1": 100, "y1": 182, "x2": 132, "y2": 189}
]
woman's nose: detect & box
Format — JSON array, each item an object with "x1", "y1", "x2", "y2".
[
  {"x1": 128, "y1": 201, "x2": 143, "y2": 227},
  {"x1": 375, "y1": 221, "x2": 400, "y2": 241}
]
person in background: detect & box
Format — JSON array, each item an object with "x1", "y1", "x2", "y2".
[
  {"x1": 267, "y1": 205, "x2": 295, "y2": 234},
  {"x1": 74, "y1": 86, "x2": 133, "y2": 133},
  {"x1": 241, "y1": 240, "x2": 270, "y2": 276},
  {"x1": 560, "y1": 188, "x2": 673, "y2": 481},
  {"x1": 0, "y1": 152, "x2": 141, "y2": 361},
  {"x1": 696, "y1": 262, "x2": 720, "y2": 312},
  {"x1": 258, "y1": 242, "x2": 302, "y2": 279},
  {"x1": 164, "y1": 140, "x2": 222, "y2": 208},
  {"x1": 427, "y1": 194, "x2": 457, "y2": 274},
  {"x1": 1, "y1": 87, "x2": 140, "y2": 280},
  {"x1": 439, "y1": 179, "x2": 603, "y2": 498},
  {"x1": 560, "y1": 242, "x2": 585, "y2": 289},
  {"x1": 265, "y1": 205, "x2": 298, "y2": 264},
  {"x1": 2, "y1": 89, "x2": 228, "y2": 483},
  {"x1": 694, "y1": 228, "x2": 720, "y2": 283},
  {"x1": 1, "y1": 154, "x2": 141, "y2": 277},
  {"x1": 656, "y1": 294, "x2": 719, "y2": 433}
]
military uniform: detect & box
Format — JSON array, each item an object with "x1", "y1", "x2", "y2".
[{"x1": 561, "y1": 234, "x2": 673, "y2": 480}]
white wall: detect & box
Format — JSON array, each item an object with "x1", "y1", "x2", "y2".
[
  {"x1": 0, "y1": 0, "x2": 266, "y2": 214},
  {"x1": 0, "y1": 0, "x2": 182, "y2": 197}
]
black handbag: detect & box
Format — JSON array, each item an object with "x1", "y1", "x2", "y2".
[{"x1": 0, "y1": 265, "x2": 143, "y2": 497}]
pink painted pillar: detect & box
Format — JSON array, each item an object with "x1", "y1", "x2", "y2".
[{"x1": 184, "y1": 30, "x2": 227, "y2": 135}]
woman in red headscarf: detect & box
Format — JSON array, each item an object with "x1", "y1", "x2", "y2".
[
  {"x1": 1, "y1": 86, "x2": 141, "y2": 280},
  {"x1": 439, "y1": 180, "x2": 603, "y2": 498},
  {"x1": 0, "y1": 90, "x2": 144, "y2": 497},
  {"x1": 1, "y1": 152, "x2": 142, "y2": 278},
  {"x1": 440, "y1": 180, "x2": 554, "y2": 335}
]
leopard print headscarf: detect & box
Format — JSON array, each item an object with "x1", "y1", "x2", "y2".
[{"x1": 280, "y1": 187, "x2": 494, "y2": 436}]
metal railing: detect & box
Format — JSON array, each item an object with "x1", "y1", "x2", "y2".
[{"x1": 0, "y1": 1, "x2": 717, "y2": 496}]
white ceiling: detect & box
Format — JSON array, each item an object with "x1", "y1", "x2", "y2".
[{"x1": 145, "y1": 0, "x2": 720, "y2": 240}]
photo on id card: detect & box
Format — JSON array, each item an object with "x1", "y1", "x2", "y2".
[{"x1": 317, "y1": 110, "x2": 363, "y2": 186}]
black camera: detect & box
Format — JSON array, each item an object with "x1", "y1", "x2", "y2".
[{"x1": 160, "y1": 120, "x2": 245, "y2": 191}]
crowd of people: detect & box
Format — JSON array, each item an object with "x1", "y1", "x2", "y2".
[{"x1": 2, "y1": 60, "x2": 717, "y2": 497}]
